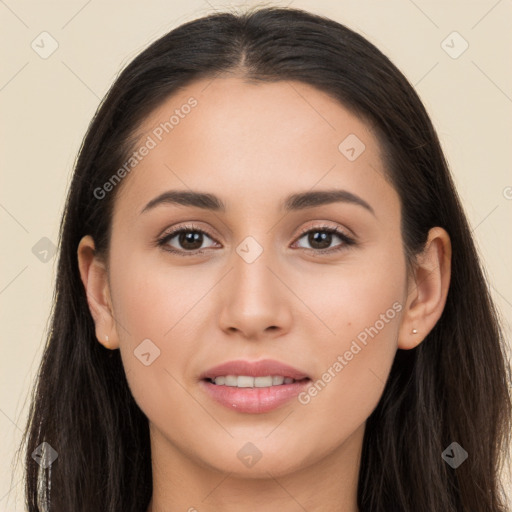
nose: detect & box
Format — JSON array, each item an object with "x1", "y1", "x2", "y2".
[{"x1": 217, "y1": 243, "x2": 293, "y2": 340}]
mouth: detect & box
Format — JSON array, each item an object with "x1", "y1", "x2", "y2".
[
  {"x1": 200, "y1": 374, "x2": 312, "y2": 414},
  {"x1": 199, "y1": 359, "x2": 312, "y2": 413}
]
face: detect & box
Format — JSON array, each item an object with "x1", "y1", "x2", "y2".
[{"x1": 95, "y1": 77, "x2": 409, "y2": 477}]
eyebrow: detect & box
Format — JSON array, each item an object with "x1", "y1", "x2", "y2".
[{"x1": 140, "y1": 189, "x2": 375, "y2": 216}]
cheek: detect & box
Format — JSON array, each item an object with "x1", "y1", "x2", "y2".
[
  {"x1": 109, "y1": 245, "x2": 212, "y2": 340},
  {"x1": 293, "y1": 250, "x2": 405, "y2": 443},
  {"x1": 107, "y1": 248, "x2": 225, "y2": 418}
]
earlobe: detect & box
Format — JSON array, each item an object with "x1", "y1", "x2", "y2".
[
  {"x1": 77, "y1": 235, "x2": 120, "y2": 350},
  {"x1": 398, "y1": 227, "x2": 452, "y2": 350}
]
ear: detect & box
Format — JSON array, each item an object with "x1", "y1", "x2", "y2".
[
  {"x1": 398, "y1": 227, "x2": 452, "y2": 350},
  {"x1": 77, "y1": 235, "x2": 120, "y2": 350}
]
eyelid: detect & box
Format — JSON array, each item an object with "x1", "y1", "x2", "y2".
[
  {"x1": 294, "y1": 221, "x2": 355, "y2": 240},
  {"x1": 157, "y1": 221, "x2": 217, "y2": 241}
]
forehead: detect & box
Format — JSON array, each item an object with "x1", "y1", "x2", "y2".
[{"x1": 113, "y1": 77, "x2": 397, "y2": 221}]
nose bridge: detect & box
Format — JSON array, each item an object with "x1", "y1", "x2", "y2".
[
  {"x1": 217, "y1": 229, "x2": 291, "y2": 336},
  {"x1": 232, "y1": 232, "x2": 278, "y2": 302},
  {"x1": 230, "y1": 212, "x2": 277, "y2": 281}
]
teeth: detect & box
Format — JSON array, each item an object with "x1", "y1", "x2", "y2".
[
  {"x1": 238, "y1": 376, "x2": 256, "y2": 388},
  {"x1": 211, "y1": 375, "x2": 299, "y2": 387},
  {"x1": 225, "y1": 375, "x2": 238, "y2": 386}
]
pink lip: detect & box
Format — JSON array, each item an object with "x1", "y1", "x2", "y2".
[
  {"x1": 200, "y1": 379, "x2": 311, "y2": 414},
  {"x1": 199, "y1": 359, "x2": 311, "y2": 414},
  {"x1": 199, "y1": 359, "x2": 310, "y2": 380}
]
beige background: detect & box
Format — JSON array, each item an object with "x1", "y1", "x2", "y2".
[{"x1": 1, "y1": 0, "x2": 511, "y2": 510}]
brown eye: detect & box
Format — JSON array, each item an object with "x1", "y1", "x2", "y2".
[
  {"x1": 294, "y1": 226, "x2": 355, "y2": 253},
  {"x1": 303, "y1": 231, "x2": 334, "y2": 250},
  {"x1": 175, "y1": 230, "x2": 206, "y2": 250},
  {"x1": 157, "y1": 224, "x2": 218, "y2": 255}
]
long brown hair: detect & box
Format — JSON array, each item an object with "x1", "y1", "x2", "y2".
[{"x1": 15, "y1": 6, "x2": 511, "y2": 511}]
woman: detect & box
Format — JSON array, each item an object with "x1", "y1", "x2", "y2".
[{"x1": 17, "y1": 6, "x2": 511, "y2": 511}]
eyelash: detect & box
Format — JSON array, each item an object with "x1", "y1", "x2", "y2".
[{"x1": 155, "y1": 222, "x2": 356, "y2": 257}]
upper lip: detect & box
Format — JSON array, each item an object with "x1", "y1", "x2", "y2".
[{"x1": 200, "y1": 359, "x2": 310, "y2": 380}]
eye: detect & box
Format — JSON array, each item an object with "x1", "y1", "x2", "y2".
[
  {"x1": 156, "y1": 222, "x2": 356, "y2": 257},
  {"x1": 292, "y1": 224, "x2": 356, "y2": 254},
  {"x1": 156, "y1": 223, "x2": 218, "y2": 256}
]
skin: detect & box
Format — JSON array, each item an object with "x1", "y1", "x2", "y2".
[{"x1": 78, "y1": 77, "x2": 451, "y2": 512}]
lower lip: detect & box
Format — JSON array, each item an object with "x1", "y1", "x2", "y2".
[{"x1": 200, "y1": 378, "x2": 311, "y2": 414}]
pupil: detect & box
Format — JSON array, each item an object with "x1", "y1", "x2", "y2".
[
  {"x1": 179, "y1": 231, "x2": 202, "y2": 250},
  {"x1": 310, "y1": 231, "x2": 331, "y2": 249}
]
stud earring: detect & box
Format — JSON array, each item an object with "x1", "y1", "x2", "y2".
[
  {"x1": 105, "y1": 335, "x2": 109, "y2": 342},
  {"x1": 411, "y1": 329, "x2": 418, "y2": 334}
]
